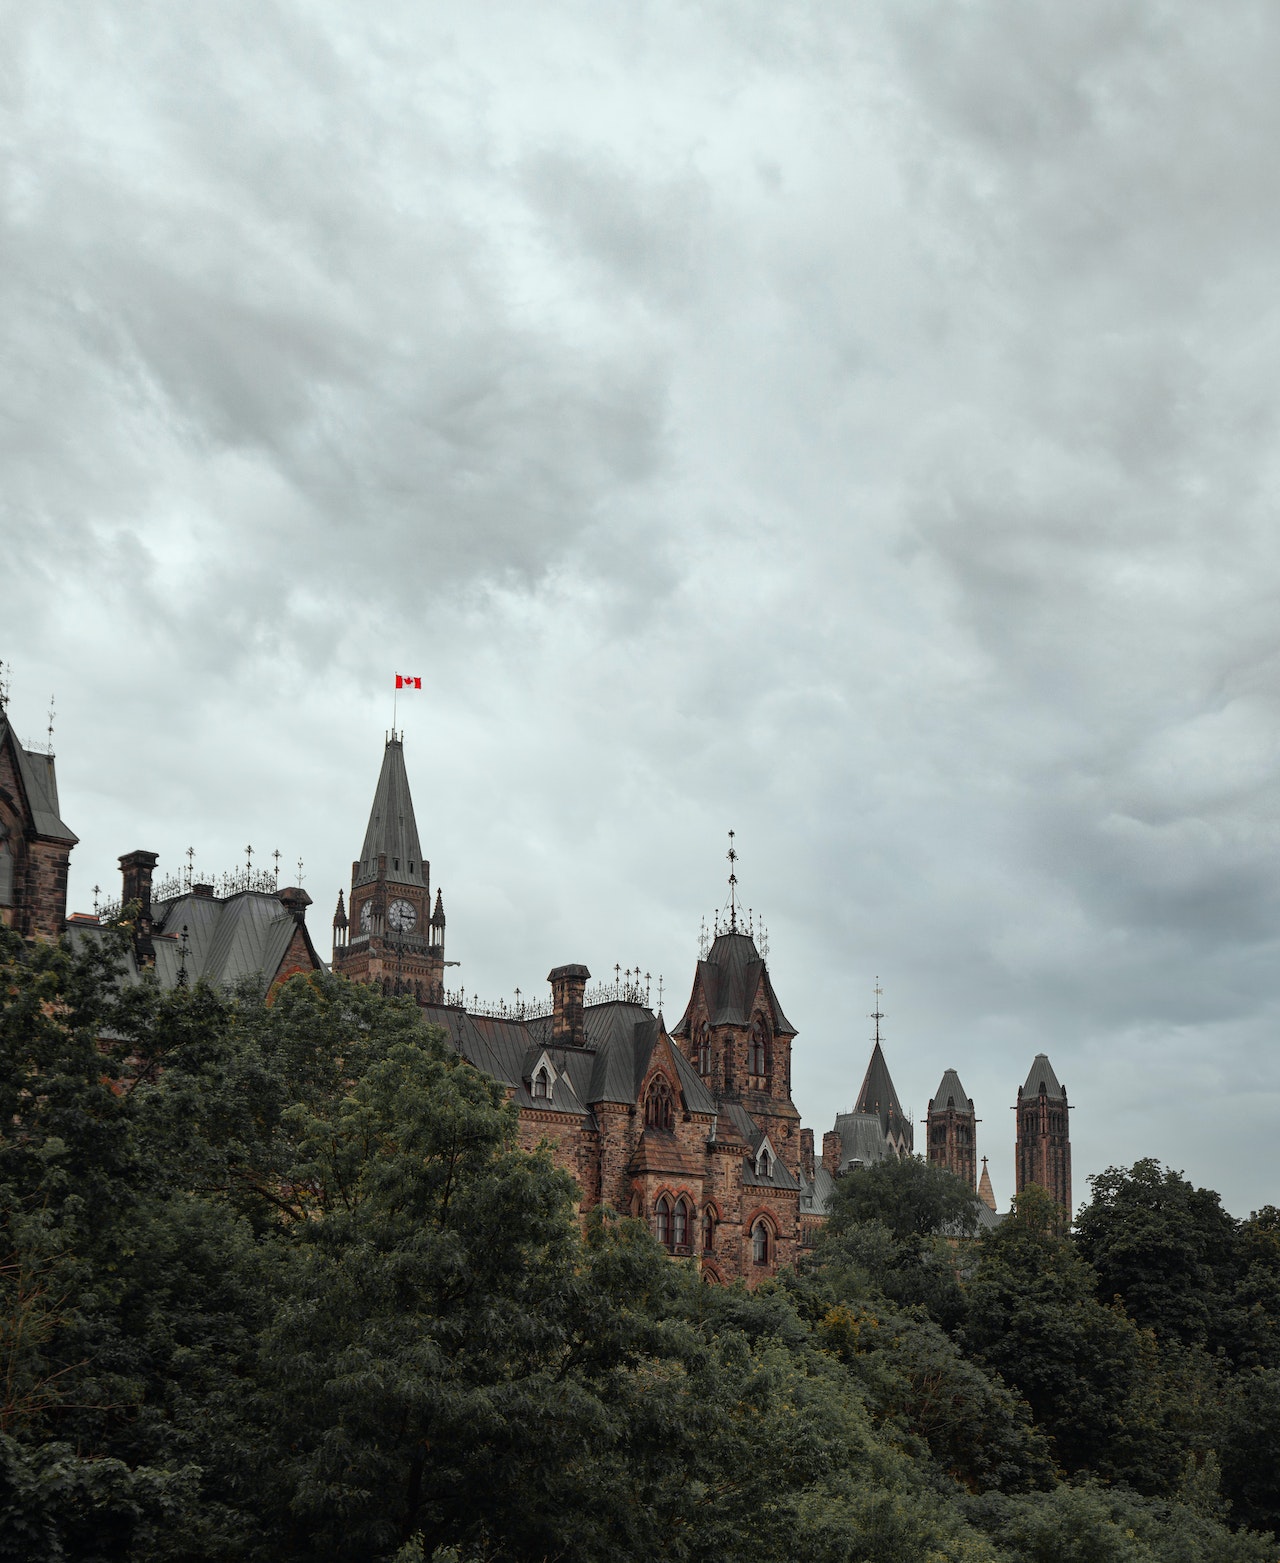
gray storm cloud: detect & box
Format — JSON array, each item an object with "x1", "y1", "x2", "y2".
[{"x1": 4, "y1": 0, "x2": 1280, "y2": 1215}]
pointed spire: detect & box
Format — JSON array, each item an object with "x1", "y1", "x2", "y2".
[
  {"x1": 333, "y1": 890, "x2": 348, "y2": 929},
  {"x1": 978, "y1": 1156, "x2": 997, "y2": 1212},
  {"x1": 431, "y1": 888, "x2": 445, "y2": 926},
  {"x1": 357, "y1": 733, "x2": 426, "y2": 888}
]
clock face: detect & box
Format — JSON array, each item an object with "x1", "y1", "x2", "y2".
[
  {"x1": 359, "y1": 899, "x2": 373, "y2": 933},
  {"x1": 388, "y1": 898, "x2": 417, "y2": 933}
]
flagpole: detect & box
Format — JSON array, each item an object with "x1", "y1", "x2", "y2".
[{"x1": 392, "y1": 681, "x2": 398, "y2": 736}]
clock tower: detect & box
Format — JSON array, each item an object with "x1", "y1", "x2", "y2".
[{"x1": 331, "y1": 732, "x2": 447, "y2": 1002}]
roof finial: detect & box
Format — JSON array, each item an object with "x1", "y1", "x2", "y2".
[
  {"x1": 185, "y1": 846, "x2": 196, "y2": 891},
  {"x1": 870, "y1": 977, "x2": 884, "y2": 1048},
  {"x1": 46, "y1": 693, "x2": 55, "y2": 753},
  {"x1": 726, "y1": 829, "x2": 738, "y2": 932},
  {"x1": 0, "y1": 660, "x2": 10, "y2": 713}
]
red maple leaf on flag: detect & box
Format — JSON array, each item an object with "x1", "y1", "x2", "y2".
[{"x1": 395, "y1": 675, "x2": 422, "y2": 689}]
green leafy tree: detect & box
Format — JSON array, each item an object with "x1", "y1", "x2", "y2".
[{"x1": 1074, "y1": 1160, "x2": 1243, "y2": 1355}]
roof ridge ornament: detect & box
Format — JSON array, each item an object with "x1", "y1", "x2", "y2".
[
  {"x1": 870, "y1": 977, "x2": 884, "y2": 1048},
  {"x1": 726, "y1": 829, "x2": 738, "y2": 932}
]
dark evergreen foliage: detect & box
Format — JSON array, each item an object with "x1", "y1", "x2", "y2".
[{"x1": 1, "y1": 924, "x2": 1277, "y2": 1561}]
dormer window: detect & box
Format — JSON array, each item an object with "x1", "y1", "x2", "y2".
[
  {"x1": 532, "y1": 1065, "x2": 552, "y2": 1100},
  {"x1": 756, "y1": 1144, "x2": 773, "y2": 1180},
  {"x1": 408, "y1": 861, "x2": 415, "y2": 874}
]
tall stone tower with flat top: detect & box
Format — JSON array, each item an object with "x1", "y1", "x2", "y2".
[
  {"x1": 1015, "y1": 1053, "x2": 1071, "y2": 1217},
  {"x1": 332, "y1": 733, "x2": 446, "y2": 1001}
]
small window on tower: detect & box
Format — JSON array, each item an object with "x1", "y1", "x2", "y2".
[
  {"x1": 393, "y1": 858, "x2": 400, "y2": 871},
  {"x1": 409, "y1": 862, "x2": 415, "y2": 874}
]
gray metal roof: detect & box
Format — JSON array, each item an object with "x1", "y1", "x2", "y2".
[
  {"x1": 929, "y1": 1068, "x2": 972, "y2": 1113},
  {"x1": 448, "y1": 997, "x2": 720, "y2": 1117},
  {"x1": 831, "y1": 1109, "x2": 891, "y2": 1169},
  {"x1": 799, "y1": 1164, "x2": 838, "y2": 1216},
  {"x1": 672, "y1": 930, "x2": 797, "y2": 1037},
  {"x1": 355, "y1": 736, "x2": 426, "y2": 890},
  {"x1": 855, "y1": 1044, "x2": 911, "y2": 1141},
  {"x1": 0, "y1": 719, "x2": 77, "y2": 843},
  {"x1": 1020, "y1": 1052, "x2": 1065, "y2": 1100},
  {"x1": 68, "y1": 887, "x2": 319, "y2": 1000}
]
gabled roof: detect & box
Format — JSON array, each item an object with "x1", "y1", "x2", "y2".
[
  {"x1": 1020, "y1": 1053, "x2": 1065, "y2": 1100},
  {"x1": 855, "y1": 1043, "x2": 906, "y2": 1133},
  {"x1": 929, "y1": 1068, "x2": 972, "y2": 1113},
  {"x1": 356, "y1": 736, "x2": 425, "y2": 889},
  {"x1": 0, "y1": 717, "x2": 77, "y2": 843},
  {"x1": 69, "y1": 888, "x2": 321, "y2": 1000},
  {"x1": 672, "y1": 930, "x2": 796, "y2": 1037}
]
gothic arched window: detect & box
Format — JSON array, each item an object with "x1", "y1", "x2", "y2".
[
  {"x1": 655, "y1": 1195, "x2": 672, "y2": 1248},
  {"x1": 750, "y1": 1014, "x2": 770, "y2": 1077},
  {"x1": 757, "y1": 1145, "x2": 772, "y2": 1180},
  {"x1": 644, "y1": 1076, "x2": 676, "y2": 1131},
  {"x1": 0, "y1": 826, "x2": 13, "y2": 907},
  {"x1": 532, "y1": 1065, "x2": 551, "y2": 1100},
  {"x1": 701, "y1": 1207, "x2": 716, "y2": 1253},
  {"x1": 751, "y1": 1220, "x2": 770, "y2": 1266},
  {"x1": 695, "y1": 1018, "x2": 711, "y2": 1075},
  {"x1": 672, "y1": 1198, "x2": 688, "y2": 1250}
]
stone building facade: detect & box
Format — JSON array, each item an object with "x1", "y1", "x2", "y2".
[
  {"x1": 1015, "y1": 1053, "x2": 1072, "y2": 1215},
  {"x1": 926, "y1": 1068, "x2": 978, "y2": 1190},
  {"x1": 0, "y1": 713, "x2": 78, "y2": 939},
  {"x1": 336, "y1": 735, "x2": 803, "y2": 1284}
]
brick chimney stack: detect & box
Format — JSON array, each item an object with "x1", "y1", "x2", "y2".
[
  {"x1": 800, "y1": 1127, "x2": 815, "y2": 1184},
  {"x1": 277, "y1": 886, "x2": 312, "y2": 927},
  {"x1": 547, "y1": 963, "x2": 590, "y2": 1047},
  {"x1": 118, "y1": 850, "x2": 159, "y2": 967},
  {"x1": 822, "y1": 1129, "x2": 842, "y2": 1176}
]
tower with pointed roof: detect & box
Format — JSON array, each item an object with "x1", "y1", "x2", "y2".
[
  {"x1": 1015, "y1": 1053, "x2": 1071, "y2": 1217},
  {"x1": 332, "y1": 733, "x2": 446, "y2": 1002},
  {"x1": 671, "y1": 838, "x2": 803, "y2": 1188},
  {"x1": 926, "y1": 1068, "x2": 977, "y2": 1189},
  {"x1": 0, "y1": 706, "x2": 78, "y2": 939},
  {"x1": 853, "y1": 985, "x2": 914, "y2": 1156}
]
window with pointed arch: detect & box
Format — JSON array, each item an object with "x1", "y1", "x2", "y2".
[
  {"x1": 750, "y1": 1013, "x2": 770, "y2": 1077},
  {"x1": 655, "y1": 1194, "x2": 671, "y2": 1247},
  {"x1": 532, "y1": 1065, "x2": 551, "y2": 1100},
  {"x1": 672, "y1": 1197, "x2": 689, "y2": 1250},
  {"x1": 751, "y1": 1219, "x2": 771, "y2": 1267},
  {"x1": 701, "y1": 1206, "x2": 717, "y2": 1253},
  {"x1": 694, "y1": 1018, "x2": 711, "y2": 1075},
  {"x1": 644, "y1": 1075, "x2": 676, "y2": 1131}
]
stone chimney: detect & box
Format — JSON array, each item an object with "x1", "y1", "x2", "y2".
[
  {"x1": 278, "y1": 886, "x2": 312, "y2": 927},
  {"x1": 800, "y1": 1128, "x2": 815, "y2": 1184},
  {"x1": 547, "y1": 963, "x2": 590, "y2": 1047},
  {"x1": 191, "y1": 883, "x2": 214, "y2": 900},
  {"x1": 822, "y1": 1128, "x2": 842, "y2": 1176},
  {"x1": 118, "y1": 850, "x2": 158, "y2": 966}
]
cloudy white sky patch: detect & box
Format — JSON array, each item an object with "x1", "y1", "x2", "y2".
[{"x1": 5, "y1": 0, "x2": 1280, "y2": 1215}]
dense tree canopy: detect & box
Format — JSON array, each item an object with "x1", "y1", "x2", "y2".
[{"x1": 1, "y1": 923, "x2": 1277, "y2": 1561}]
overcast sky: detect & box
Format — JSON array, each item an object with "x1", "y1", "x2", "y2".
[{"x1": 6, "y1": 1, "x2": 1280, "y2": 1218}]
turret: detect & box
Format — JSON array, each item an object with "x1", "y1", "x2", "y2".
[{"x1": 332, "y1": 889, "x2": 348, "y2": 952}]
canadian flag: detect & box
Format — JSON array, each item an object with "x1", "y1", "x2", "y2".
[{"x1": 395, "y1": 675, "x2": 422, "y2": 689}]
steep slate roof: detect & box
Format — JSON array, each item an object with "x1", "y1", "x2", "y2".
[
  {"x1": 69, "y1": 889, "x2": 321, "y2": 999},
  {"x1": 855, "y1": 1043, "x2": 907, "y2": 1134},
  {"x1": 672, "y1": 929, "x2": 796, "y2": 1037},
  {"x1": 799, "y1": 1164, "x2": 838, "y2": 1217},
  {"x1": 461, "y1": 999, "x2": 720, "y2": 1117},
  {"x1": 929, "y1": 1068, "x2": 972, "y2": 1112},
  {"x1": 0, "y1": 718, "x2": 77, "y2": 842},
  {"x1": 1021, "y1": 1053, "x2": 1065, "y2": 1100},
  {"x1": 356, "y1": 736, "x2": 425, "y2": 889}
]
